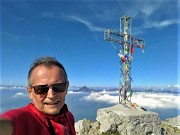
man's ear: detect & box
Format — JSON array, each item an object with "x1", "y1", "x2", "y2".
[{"x1": 27, "y1": 86, "x2": 33, "y2": 100}]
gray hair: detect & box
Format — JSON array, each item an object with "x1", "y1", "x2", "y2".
[{"x1": 28, "y1": 56, "x2": 68, "y2": 86}]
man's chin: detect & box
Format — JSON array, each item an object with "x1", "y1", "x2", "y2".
[{"x1": 43, "y1": 108, "x2": 60, "y2": 116}]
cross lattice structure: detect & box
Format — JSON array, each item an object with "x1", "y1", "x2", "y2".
[{"x1": 104, "y1": 15, "x2": 145, "y2": 104}]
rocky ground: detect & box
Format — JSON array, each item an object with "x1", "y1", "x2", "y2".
[
  {"x1": 75, "y1": 115, "x2": 180, "y2": 135},
  {"x1": 75, "y1": 104, "x2": 180, "y2": 135},
  {"x1": 160, "y1": 115, "x2": 180, "y2": 135}
]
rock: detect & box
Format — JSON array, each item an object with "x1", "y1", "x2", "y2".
[
  {"x1": 162, "y1": 115, "x2": 180, "y2": 129},
  {"x1": 88, "y1": 121, "x2": 100, "y2": 135},
  {"x1": 75, "y1": 104, "x2": 180, "y2": 135},
  {"x1": 96, "y1": 104, "x2": 161, "y2": 135},
  {"x1": 75, "y1": 118, "x2": 92, "y2": 135},
  {"x1": 160, "y1": 115, "x2": 180, "y2": 135}
]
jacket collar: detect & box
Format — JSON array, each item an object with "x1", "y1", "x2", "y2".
[{"x1": 28, "y1": 103, "x2": 68, "y2": 122}]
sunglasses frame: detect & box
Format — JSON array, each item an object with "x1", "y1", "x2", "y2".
[{"x1": 31, "y1": 82, "x2": 67, "y2": 95}]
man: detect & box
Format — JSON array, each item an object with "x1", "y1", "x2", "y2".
[{"x1": 0, "y1": 56, "x2": 76, "y2": 135}]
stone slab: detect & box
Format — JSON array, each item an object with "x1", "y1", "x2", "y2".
[
  {"x1": 97, "y1": 104, "x2": 158, "y2": 116},
  {"x1": 96, "y1": 104, "x2": 161, "y2": 135}
]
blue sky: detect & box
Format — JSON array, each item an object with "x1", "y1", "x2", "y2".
[{"x1": 1, "y1": 0, "x2": 179, "y2": 87}]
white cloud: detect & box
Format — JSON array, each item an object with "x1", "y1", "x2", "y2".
[
  {"x1": 13, "y1": 92, "x2": 27, "y2": 98},
  {"x1": 145, "y1": 19, "x2": 180, "y2": 29},
  {"x1": 40, "y1": 1, "x2": 178, "y2": 33},
  {"x1": 68, "y1": 91, "x2": 84, "y2": 94},
  {"x1": 83, "y1": 92, "x2": 118, "y2": 104},
  {"x1": 2, "y1": 32, "x2": 35, "y2": 42},
  {"x1": 132, "y1": 27, "x2": 143, "y2": 35},
  {"x1": 132, "y1": 93, "x2": 180, "y2": 109},
  {"x1": 83, "y1": 92, "x2": 180, "y2": 110},
  {"x1": 64, "y1": 15, "x2": 105, "y2": 32},
  {"x1": 139, "y1": 1, "x2": 164, "y2": 17},
  {"x1": 118, "y1": 1, "x2": 164, "y2": 18}
]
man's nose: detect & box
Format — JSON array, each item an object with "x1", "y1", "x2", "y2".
[{"x1": 47, "y1": 87, "x2": 55, "y2": 98}]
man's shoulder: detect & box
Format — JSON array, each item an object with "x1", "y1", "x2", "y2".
[
  {"x1": 0, "y1": 103, "x2": 35, "y2": 120},
  {"x1": 0, "y1": 103, "x2": 46, "y2": 127},
  {"x1": 0, "y1": 104, "x2": 50, "y2": 135}
]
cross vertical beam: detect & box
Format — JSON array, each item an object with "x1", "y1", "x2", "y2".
[{"x1": 104, "y1": 15, "x2": 145, "y2": 104}]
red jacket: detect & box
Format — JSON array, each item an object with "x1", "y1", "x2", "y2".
[{"x1": 0, "y1": 103, "x2": 76, "y2": 135}]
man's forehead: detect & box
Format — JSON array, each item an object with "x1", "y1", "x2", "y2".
[{"x1": 30, "y1": 65, "x2": 66, "y2": 82}]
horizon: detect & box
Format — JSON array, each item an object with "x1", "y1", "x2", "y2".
[
  {"x1": 1, "y1": 0, "x2": 179, "y2": 87},
  {"x1": 0, "y1": 83, "x2": 180, "y2": 92}
]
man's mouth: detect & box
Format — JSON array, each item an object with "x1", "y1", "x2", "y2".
[{"x1": 44, "y1": 101, "x2": 59, "y2": 105}]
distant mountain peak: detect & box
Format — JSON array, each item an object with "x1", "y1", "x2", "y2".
[{"x1": 78, "y1": 86, "x2": 90, "y2": 92}]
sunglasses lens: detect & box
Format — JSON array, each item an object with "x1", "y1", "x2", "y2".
[
  {"x1": 33, "y1": 85, "x2": 49, "y2": 95},
  {"x1": 32, "y1": 83, "x2": 67, "y2": 95},
  {"x1": 53, "y1": 83, "x2": 66, "y2": 93}
]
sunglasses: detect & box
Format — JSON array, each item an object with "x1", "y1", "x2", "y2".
[{"x1": 31, "y1": 82, "x2": 67, "y2": 95}]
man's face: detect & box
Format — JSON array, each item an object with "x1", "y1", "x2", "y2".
[{"x1": 27, "y1": 65, "x2": 68, "y2": 115}]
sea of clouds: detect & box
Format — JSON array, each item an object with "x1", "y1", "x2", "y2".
[
  {"x1": 8, "y1": 90, "x2": 179, "y2": 110},
  {"x1": 0, "y1": 85, "x2": 179, "y2": 121},
  {"x1": 82, "y1": 91, "x2": 180, "y2": 110}
]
